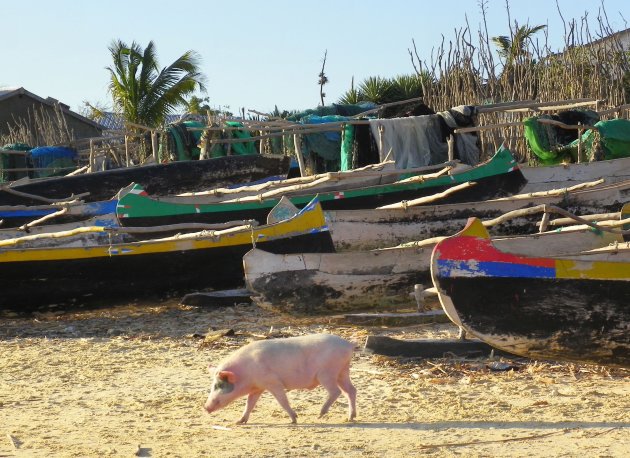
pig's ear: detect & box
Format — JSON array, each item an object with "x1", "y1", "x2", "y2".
[{"x1": 218, "y1": 370, "x2": 237, "y2": 384}]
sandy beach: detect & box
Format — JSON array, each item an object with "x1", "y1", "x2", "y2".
[{"x1": 1, "y1": 300, "x2": 628, "y2": 457}]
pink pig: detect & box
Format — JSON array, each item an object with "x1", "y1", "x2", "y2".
[{"x1": 204, "y1": 333, "x2": 357, "y2": 424}]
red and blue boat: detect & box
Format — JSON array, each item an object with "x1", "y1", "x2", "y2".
[{"x1": 431, "y1": 217, "x2": 630, "y2": 368}]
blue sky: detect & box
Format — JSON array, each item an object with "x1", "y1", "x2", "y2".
[{"x1": 2, "y1": 0, "x2": 627, "y2": 115}]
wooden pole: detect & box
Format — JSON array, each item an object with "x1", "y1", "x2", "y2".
[
  {"x1": 377, "y1": 181, "x2": 476, "y2": 209},
  {"x1": 293, "y1": 134, "x2": 306, "y2": 177},
  {"x1": 151, "y1": 131, "x2": 158, "y2": 163},
  {"x1": 577, "y1": 122, "x2": 583, "y2": 163},
  {"x1": 124, "y1": 135, "x2": 130, "y2": 167},
  {"x1": 199, "y1": 130, "x2": 208, "y2": 160},
  {"x1": 89, "y1": 139, "x2": 94, "y2": 172},
  {"x1": 447, "y1": 135, "x2": 455, "y2": 161}
]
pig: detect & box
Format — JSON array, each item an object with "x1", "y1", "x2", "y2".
[{"x1": 204, "y1": 333, "x2": 357, "y2": 424}]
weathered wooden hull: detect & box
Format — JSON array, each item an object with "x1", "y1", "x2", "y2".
[
  {"x1": 326, "y1": 179, "x2": 630, "y2": 250},
  {"x1": 244, "y1": 246, "x2": 434, "y2": 314},
  {"x1": 116, "y1": 147, "x2": 527, "y2": 227},
  {"x1": 0, "y1": 154, "x2": 291, "y2": 205},
  {"x1": 431, "y1": 218, "x2": 630, "y2": 368},
  {"x1": 0, "y1": 199, "x2": 334, "y2": 311},
  {"x1": 244, "y1": 220, "x2": 626, "y2": 315},
  {"x1": 520, "y1": 155, "x2": 630, "y2": 192}
]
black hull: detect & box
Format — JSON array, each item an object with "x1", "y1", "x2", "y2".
[
  {"x1": 0, "y1": 231, "x2": 334, "y2": 311},
  {"x1": 0, "y1": 155, "x2": 290, "y2": 205},
  {"x1": 439, "y1": 276, "x2": 630, "y2": 367},
  {"x1": 121, "y1": 169, "x2": 527, "y2": 227}
]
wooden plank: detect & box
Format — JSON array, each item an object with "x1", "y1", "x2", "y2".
[
  {"x1": 342, "y1": 310, "x2": 449, "y2": 326},
  {"x1": 364, "y1": 335, "x2": 518, "y2": 358}
]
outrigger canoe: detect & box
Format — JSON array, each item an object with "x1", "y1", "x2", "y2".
[
  {"x1": 0, "y1": 197, "x2": 333, "y2": 311},
  {"x1": 116, "y1": 146, "x2": 526, "y2": 227}
]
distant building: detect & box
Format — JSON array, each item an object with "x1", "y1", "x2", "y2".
[
  {"x1": 96, "y1": 112, "x2": 205, "y2": 131},
  {"x1": 581, "y1": 28, "x2": 630, "y2": 52},
  {"x1": 0, "y1": 87, "x2": 102, "y2": 140}
]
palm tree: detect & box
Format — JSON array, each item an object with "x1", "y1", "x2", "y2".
[
  {"x1": 390, "y1": 73, "x2": 433, "y2": 100},
  {"x1": 491, "y1": 23, "x2": 547, "y2": 65},
  {"x1": 358, "y1": 76, "x2": 396, "y2": 104},
  {"x1": 107, "y1": 40, "x2": 206, "y2": 128}
]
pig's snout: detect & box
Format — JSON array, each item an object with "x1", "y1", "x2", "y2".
[{"x1": 204, "y1": 398, "x2": 221, "y2": 413}]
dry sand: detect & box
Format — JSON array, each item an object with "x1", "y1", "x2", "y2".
[{"x1": 1, "y1": 300, "x2": 628, "y2": 457}]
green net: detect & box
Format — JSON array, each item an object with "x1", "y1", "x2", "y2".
[
  {"x1": 522, "y1": 117, "x2": 575, "y2": 164},
  {"x1": 569, "y1": 119, "x2": 630, "y2": 161}
]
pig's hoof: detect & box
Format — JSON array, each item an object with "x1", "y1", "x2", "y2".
[{"x1": 235, "y1": 418, "x2": 248, "y2": 425}]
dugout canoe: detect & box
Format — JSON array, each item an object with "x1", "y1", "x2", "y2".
[
  {"x1": 0, "y1": 154, "x2": 291, "y2": 206},
  {"x1": 520, "y1": 155, "x2": 630, "y2": 193},
  {"x1": 0, "y1": 197, "x2": 334, "y2": 311},
  {"x1": 326, "y1": 178, "x2": 630, "y2": 250},
  {"x1": 116, "y1": 146, "x2": 527, "y2": 227},
  {"x1": 244, "y1": 204, "x2": 630, "y2": 315},
  {"x1": 430, "y1": 217, "x2": 630, "y2": 368}
]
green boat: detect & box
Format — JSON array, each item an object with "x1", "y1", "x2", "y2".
[{"x1": 117, "y1": 146, "x2": 526, "y2": 227}]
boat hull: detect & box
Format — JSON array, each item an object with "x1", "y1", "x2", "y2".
[
  {"x1": 431, "y1": 218, "x2": 630, "y2": 368},
  {"x1": 0, "y1": 155, "x2": 291, "y2": 205},
  {"x1": 117, "y1": 147, "x2": 527, "y2": 227},
  {"x1": 0, "y1": 198, "x2": 334, "y2": 311},
  {"x1": 436, "y1": 276, "x2": 630, "y2": 367},
  {"x1": 0, "y1": 232, "x2": 333, "y2": 311}
]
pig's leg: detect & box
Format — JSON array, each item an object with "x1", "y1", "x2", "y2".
[
  {"x1": 236, "y1": 389, "x2": 264, "y2": 424},
  {"x1": 337, "y1": 365, "x2": 357, "y2": 421},
  {"x1": 317, "y1": 372, "x2": 342, "y2": 418},
  {"x1": 266, "y1": 384, "x2": 298, "y2": 423}
]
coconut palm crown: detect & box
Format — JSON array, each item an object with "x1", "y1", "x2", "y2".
[{"x1": 107, "y1": 40, "x2": 206, "y2": 128}]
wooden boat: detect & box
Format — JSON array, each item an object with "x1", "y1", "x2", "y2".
[
  {"x1": 0, "y1": 197, "x2": 334, "y2": 311},
  {"x1": 168, "y1": 159, "x2": 443, "y2": 204},
  {"x1": 0, "y1": 154, "x2": 291, "y2": 205},
  {"x1": 430, "y1": 217, "x2": 630, "y2": 368},
  {"x1": 326, "y1": 178, "x2": 630, "y2": 250},
  {"x1": 0, "y1": 198, "x2": 118, "y2": 229},
  {"x1": 116, "y1": 146, "x2": 527, "y2": 227},
  {"x1": 244, "y1": 205, "x2": 630, "y2": 315},
  {"x1": 520, "y1": 155, "x2": 630, "y2": 193}
]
